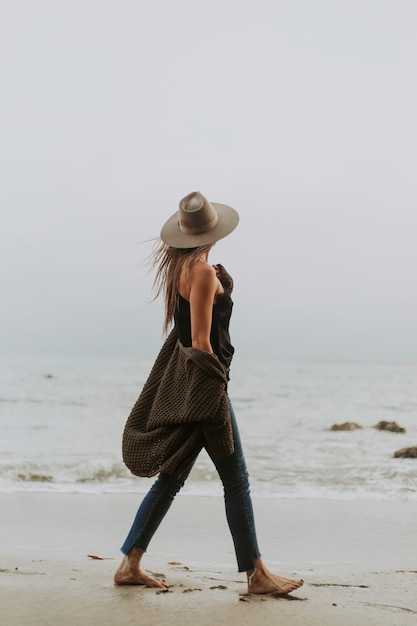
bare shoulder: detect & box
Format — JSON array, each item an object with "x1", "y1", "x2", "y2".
[
  {"x1": 189, "y1": 261, "x2": 217, "y2": 291},
  {"x1": 192, "y1": 261, "x2": 216, "y2": 279}
]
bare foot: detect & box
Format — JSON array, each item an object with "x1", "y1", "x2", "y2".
[
  {"x1": 114, "y1": 551, "x2": 168, "y2": 588},
  {"x1": 247, "y1": 559, "x2": 303, "y2": 595}
]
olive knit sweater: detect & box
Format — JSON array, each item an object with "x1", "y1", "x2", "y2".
[{"x1": 122, "y1": 329, "x2": 234, "y2": 478}]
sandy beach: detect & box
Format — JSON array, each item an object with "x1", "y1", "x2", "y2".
[{"x1": 1, "y1": 492, "x2": 416, "y2": 626}]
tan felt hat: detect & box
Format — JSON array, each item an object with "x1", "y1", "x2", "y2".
[{"x1": 160, "y1": 191, "x2": 239, "y2": 248}]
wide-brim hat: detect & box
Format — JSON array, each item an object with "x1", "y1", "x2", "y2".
[{"x1": 160, "y1": 191, "x2": 239, "y2": 248}]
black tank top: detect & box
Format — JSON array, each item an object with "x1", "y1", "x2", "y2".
[{"x1": 174, "y1": 264, "x2": 235, "y2": 375}]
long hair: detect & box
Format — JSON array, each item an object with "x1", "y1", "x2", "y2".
[{"x1": 148, "y1": 240, "x2": 214, "y2": 334}]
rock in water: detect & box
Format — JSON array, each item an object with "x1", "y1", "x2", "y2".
[
  {"x1": 330, "y1": 422, "x2": 362, "y2": 431},
  {"x1": 374, "y1": 420, "x2": 406, "y2": 434},
  {"x1": 393, "y1": 446, "x2": 417, "y2": 459}
]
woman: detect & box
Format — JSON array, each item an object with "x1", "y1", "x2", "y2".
[{"x1": 115, "y1": 191, "x2": 303, "y2": 595}]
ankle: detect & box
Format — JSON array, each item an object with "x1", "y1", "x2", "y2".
[
  {"x1": 127, "y1": 547, "x2": 143, "y2": 565},
  {"x1": 247, "y1": 568, "x2": 257, "y2": 586}
]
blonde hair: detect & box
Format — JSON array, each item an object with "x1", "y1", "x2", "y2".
[{"x1": 148, "y1": 240, "x2": 214, "y2": 334}]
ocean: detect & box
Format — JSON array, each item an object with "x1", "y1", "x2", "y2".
[{"x1": 1, "y1": 354, "x2": 416, "y2": 501}]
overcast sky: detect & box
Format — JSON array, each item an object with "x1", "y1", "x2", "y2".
[{"x1": 1, "y1": 0, "x2": 416, "y2": 361}]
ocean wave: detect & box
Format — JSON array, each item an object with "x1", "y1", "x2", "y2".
[
  {"x1": 0, "y1": 458, "x2": 133, "y2": 490},
  {"x1": 0, "y1": 455, "x2": 416, "y2": 501}
]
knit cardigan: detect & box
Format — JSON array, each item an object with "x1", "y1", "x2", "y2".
[{"x1": 122, "y1": 329, "x2": 234, "y2": 478}]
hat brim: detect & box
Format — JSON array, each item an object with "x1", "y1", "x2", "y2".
[{"x1": 160, "y1": 202, "x2": 239, "y2": 248}]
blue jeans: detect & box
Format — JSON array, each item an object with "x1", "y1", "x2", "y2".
[{"x1": 120, "y1": 398, "x2": 261, "y2": 572}]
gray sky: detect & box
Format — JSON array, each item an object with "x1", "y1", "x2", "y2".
[{"x1": 2, "y1": 0, "x2": 416, "y2": 361}]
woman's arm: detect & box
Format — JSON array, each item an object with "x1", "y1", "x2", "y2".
[{"x1": 188, "y1": 262, "x2": 218, "y2": 353}]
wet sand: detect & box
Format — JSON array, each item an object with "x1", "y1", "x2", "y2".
[{"x1": 1, "y1": 493, "x2": 416, "y2": 625}]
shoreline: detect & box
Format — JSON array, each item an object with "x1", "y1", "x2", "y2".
[{"x1": 1, "y1": 493, "x2": 416, "y2": 625}]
